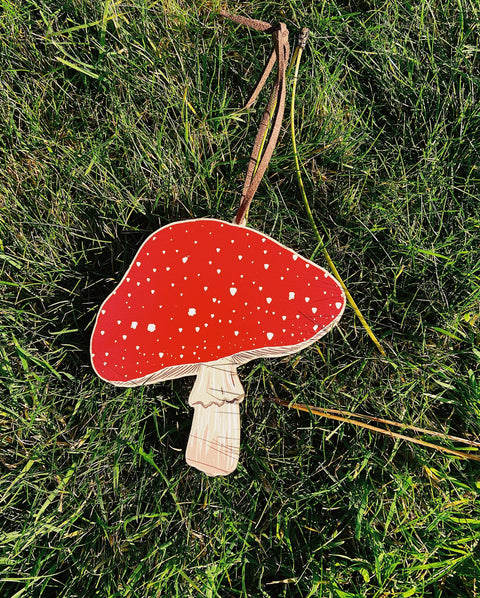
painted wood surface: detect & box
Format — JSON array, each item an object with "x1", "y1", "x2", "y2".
[{"x1": 91, "y1": 218, "x2": 346, "y2": 475}]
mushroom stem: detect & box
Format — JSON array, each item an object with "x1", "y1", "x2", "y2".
[{"x1": 186, "y1": 362, "x2": 244, "y2": 476}]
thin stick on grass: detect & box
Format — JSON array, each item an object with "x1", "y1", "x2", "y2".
[
  {"x1": 273, "y1": 398, "x2": 480, "y2": 462},
  {"x1": 301, "y1": 404, "x2": 480, "y2": 448}
]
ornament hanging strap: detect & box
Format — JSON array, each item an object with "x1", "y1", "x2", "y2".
[{"x1": 219, "y1": 10, "x2": 290, "y2": 226}]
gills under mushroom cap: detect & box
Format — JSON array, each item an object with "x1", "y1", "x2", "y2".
[{"x1": 91, "y1": 218, "x2": 345, "y2": 386}]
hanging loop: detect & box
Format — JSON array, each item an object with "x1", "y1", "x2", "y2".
[{"x1": 219, "y1": 11, "x2": 290, "y2": 226}]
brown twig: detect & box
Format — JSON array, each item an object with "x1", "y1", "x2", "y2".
[{"x1": 273, "y1": 397, "x2": 480, "y2": 462}]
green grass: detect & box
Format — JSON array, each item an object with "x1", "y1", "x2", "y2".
[{"x1": 1, "y1": 0, "x2": 479, "y2": 596}]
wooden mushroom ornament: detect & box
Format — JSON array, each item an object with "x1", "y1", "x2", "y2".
[
  {"x1": 91, "y1": 219, "x2": 345, "y2": 476},
  {"x1": 91, "y1": 12, "x2": 347, "y2": 476}
]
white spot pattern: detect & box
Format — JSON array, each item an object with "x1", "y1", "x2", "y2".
[{"x1": 93, "y1": 219, "x2": 344, "y2": 381}]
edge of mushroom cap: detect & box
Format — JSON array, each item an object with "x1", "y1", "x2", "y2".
[{"x1": 96, "y1": 296, "x2": 345, "y2": 387}]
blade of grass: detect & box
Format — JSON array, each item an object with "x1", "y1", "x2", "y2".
[
  {"x1": 55, "y1": 56, "x2": 99, "y2": 79},
  {"x1": 100, "y1": 0, "x2": 113, "y2": 50},
  {"x1": 290, "y1": 29, "x2": 386, "y2": 357}
]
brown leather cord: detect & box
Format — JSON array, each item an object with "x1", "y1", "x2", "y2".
[{"x1": 219, "y1": 11, "x2": 290, "y2": 226}]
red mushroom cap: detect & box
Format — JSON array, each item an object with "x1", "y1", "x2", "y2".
[{"x1": 90, "y1": 218, "x2": 345, "y2": 386}]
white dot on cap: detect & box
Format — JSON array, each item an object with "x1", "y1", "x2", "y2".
[{"x1": 147, "y1": 324, "x2": 156, "y2": 332}]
